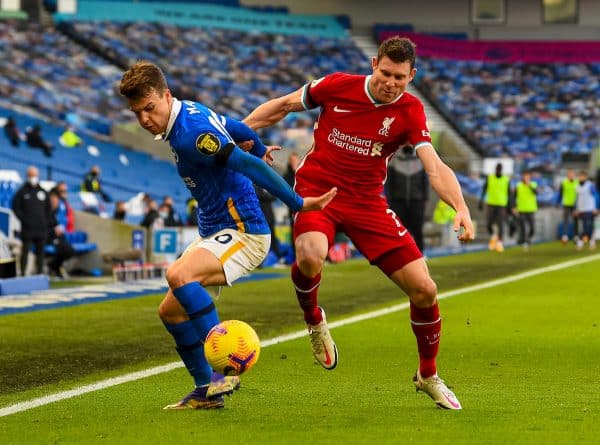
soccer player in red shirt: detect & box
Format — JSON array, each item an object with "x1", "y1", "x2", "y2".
[{"x1": 244, "y1": 36, "x2": 474, "y2": 409}]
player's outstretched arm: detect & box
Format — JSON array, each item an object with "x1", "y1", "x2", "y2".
[
  {"x1": 300, "y1": 187, "x2": 337, "y2": 211},
  {"x1": 225, "y1": 144, "x2": 304, "y2": 211},
  {"x1": 243, "y1": 88, "x2": 305, "y2": 130},
  {"x1": 417, "y1": 145, "x2": 475, "y2": 242}
]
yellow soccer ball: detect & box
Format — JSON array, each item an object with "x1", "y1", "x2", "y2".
[{"x1": 204, "y1": 320, "x2": 261, "y2": 376}]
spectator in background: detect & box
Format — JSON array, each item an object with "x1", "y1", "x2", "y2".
[
  {"x1": 556, "y1": 169, "x2": 579, "y2": 244},
  {"x1": 433, "y1": 199, "x2": 458, "y2": 247},
  {"x1": 52, "y1": 182, "x2": 75, "y2": 233},
  {"x1": 574, "y1": 170, "x2": 599, "y2": 250},
  {"x1": 161, "y1": 195, "x2": 182, "y2": 226},
  {"x1": 113, "y1": 200, "x2": 127, "y2": 221},
  {"x1": 25, "y1": 124, "x2": 53, "y2": 157},
  {"x1": 47, "y1": 190, "x2": 75, "y2": 278},
  {"x1": 59, "y1": 126, "x2": 83, "y2": 148},
  {"x1": 479, "y1": 163, "x2": 510, "y2": 252},
  {"x1": 4, "y1": 116, "x2": 21, "y2": 147},
  {"x1": 512, "y1": 171, "x2": 538, "y2": 251},
  {"x1": 81, "y1": 165, "x2": 112, "y2": 204},
  {"x1": 11, "y1": 166, "x2": 52, "y2": 275},
  {"x1": 140, "y1": 198, "x2": 160, "y2": 228},
  {"x1": 158, "y1": 202, "x2": 178, "y2": 227},
  {"x1": 385, "y1": 144, "x2": 429, "y2": 252},
  {"x1": 283, "y1": 152, "x2": 300, "y2": 189}
]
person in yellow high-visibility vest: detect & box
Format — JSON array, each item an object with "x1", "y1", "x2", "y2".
[
  {"x1": 479, "y1": 163, "x2": 510, "y2": 252},
  {"x1": 556, "y1": 169, "x2": 579, "y2": 243},
  {"x1": 512, "y1": 171, "x2": 538, "y2": 251}
]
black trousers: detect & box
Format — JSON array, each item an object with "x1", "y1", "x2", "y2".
[
  {"x1": 518, "y1": 212, "x2": 535, "y2": 244},
  {"x1": 48, "y1": 236, "x2": 75, "y2": 272},
  {"x1": 20, "y1": 237, "x2": 46, "y2": 275},
  {"x1": 486, "y1": 205, "x2": 507, "y2": 240}
]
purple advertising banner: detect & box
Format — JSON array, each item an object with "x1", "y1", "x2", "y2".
[{"x1": 378, "y1": 31, "x2": 600, "y2": 62}]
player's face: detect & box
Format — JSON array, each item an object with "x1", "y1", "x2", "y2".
[
  {"x1": 128, "y1": 88, "x2": 173, "y2": 136},
  {"x1": 370, "y1": 56, "x2": 416, "y2": 104}
]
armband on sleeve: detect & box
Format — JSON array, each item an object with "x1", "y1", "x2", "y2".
[{"x1": 215, "y1": 142, "x2": 236, "y2": 166}]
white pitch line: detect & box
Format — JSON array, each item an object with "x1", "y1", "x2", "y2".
[{"x1": 2, "y1": 253, "x2": 599, "y2": 418}]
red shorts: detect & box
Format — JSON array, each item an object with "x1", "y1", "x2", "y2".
[{"x1": 293, "y1": 195, "x2": 423, "y2": 275}]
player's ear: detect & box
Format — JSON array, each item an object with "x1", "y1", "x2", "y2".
[
  {"x1": 371, "y1": 56, "x2": 378, "y2": 70},
  {"x1": 409, "y1": 68, "x2": 417, "y2": 82}
]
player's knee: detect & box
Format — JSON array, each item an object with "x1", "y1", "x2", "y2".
[
  {"x1": 165, "y1": 262, "x2": 191, "y2": 289},
  {"x1": 296, "y1": 253, "x2": 324, "y2": 278},
  {"x1": 158, "y1": 299, "x2": 170, "y2": 322},
  {"x1": 410, "y1": 278, "x2": 438, "y2": 307}
]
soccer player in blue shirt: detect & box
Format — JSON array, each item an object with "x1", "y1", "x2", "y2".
[{"x1": 120, "y1": 61, "x2": 336, "y2": 410}]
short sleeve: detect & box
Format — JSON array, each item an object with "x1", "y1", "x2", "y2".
[
  {"x1": 301, "y1": 73, "x2": 343, "y2": 110},
  {"x1": 408, "y1": 101, "x2": 433, "y2": 151},
  {"x1": 179, "y1": 116, "x2": 235, "y2": 165}
]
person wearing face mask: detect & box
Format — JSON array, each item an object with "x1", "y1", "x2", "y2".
[
  {"x1": 160, "y1": 196, "x2": 182, "y2": 226},
  {"x1": 11, "y1": 166, "x2": 53, "y2": 276}
]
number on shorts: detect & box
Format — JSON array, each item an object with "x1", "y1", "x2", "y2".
[{"x1": 214, "y1": 233, "x2": 233, "y2": 244}]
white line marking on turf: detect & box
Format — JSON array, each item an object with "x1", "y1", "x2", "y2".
[{"x1": 2, "y1": 253, "x2": 599, "y2": 418}]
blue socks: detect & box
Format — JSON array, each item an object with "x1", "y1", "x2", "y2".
[
  {"x1": 173, "y1": 282, "x2": 220, "y2": 341},
  {"x1": 163, "y1": 320, "x2": 211, "y2": 387},
  {"x1": 164, "y1": 282, "x2": 221, "y2": 387}
]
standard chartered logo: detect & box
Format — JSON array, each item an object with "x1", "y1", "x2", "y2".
[{"x1": 327, "y1": 128, "x2": 383, "y2": 157}]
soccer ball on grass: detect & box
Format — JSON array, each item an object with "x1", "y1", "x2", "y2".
[{"x1": 204, "y1": 320, "x2": 261, "y2": 376}]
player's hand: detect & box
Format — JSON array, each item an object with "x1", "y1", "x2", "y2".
[
  {"x1": 453, "y1": 209, "x2": 475, "y2": 242},
  {"x1": 263, "y1": 145, "x2": 281, "y2": 166},
  {"x1": 301, "y1": 187, "x2": 337, "y2": 211},
  {"x1": 237, "y1": 140, "x2": 254, "y2": 152}
]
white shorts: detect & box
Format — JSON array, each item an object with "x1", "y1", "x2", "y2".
[{"x1": 182, "y1": 229, "x2": 271, "y2": 286}]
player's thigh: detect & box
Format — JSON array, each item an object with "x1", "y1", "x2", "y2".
[
  {"x1": 343, "y1": 201, "x2": 423, "y2": 265},
  {"x1": 181, "y1": 229, "x2": 271, "y2": 287},
  {"x1": 293, "y1": 208, "x2": 336, "y2": 265},
  {"x1": 166, "y1": 244, "x2": 226, "y2": 289}
]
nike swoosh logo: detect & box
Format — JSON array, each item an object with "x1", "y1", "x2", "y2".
[
  {"x1": 398, "y1": 229, "x2": 408, "y2": 237},
  {"x1": 333, "y1": 106, "x2": 352, "y2": 113},
  {"x1": 323, "y1": 341, "x2": 332, "y2": 366},
  {"x1": 442, "y1": 390, "x2": 462, "y2": 409}
]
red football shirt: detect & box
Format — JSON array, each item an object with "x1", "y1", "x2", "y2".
[{"x1": 295, "y1": 72, "x2": 432, "y2": 200}]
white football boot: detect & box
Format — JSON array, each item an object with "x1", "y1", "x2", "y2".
[
  {"x1": 307, "y1": 307, "x2": 338, "y2": 370},
  {"x1": 413, "y1": 370, "x2": 462, "y2": 410}
]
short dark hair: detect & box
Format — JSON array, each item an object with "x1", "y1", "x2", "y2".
[
  {"x1": 120, "y1": 61, "x2": 169, "y2": 100},
  {"x1": 377, "y1": 36, "x2": 416, "y2": 68}
]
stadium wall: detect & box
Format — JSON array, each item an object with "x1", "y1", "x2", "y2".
[{"x1": 241, "y1": 0, "x2": 600, "y2": 40}]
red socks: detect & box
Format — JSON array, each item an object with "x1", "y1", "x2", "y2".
[
  {"x1": 291, "y1": 262, "x2": 322, "y2": 325},
  {"x1": 410, "y1": 302, "x2": 441, "y2": 378}
]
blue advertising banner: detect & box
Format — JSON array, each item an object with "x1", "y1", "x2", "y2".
[{"x1": 55, "y1": 1, "x2": 347, "y2": 38}]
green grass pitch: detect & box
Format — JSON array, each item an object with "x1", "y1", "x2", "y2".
[{"x1": 0, "y1": 243, "x2": 599, "y2": 444}]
